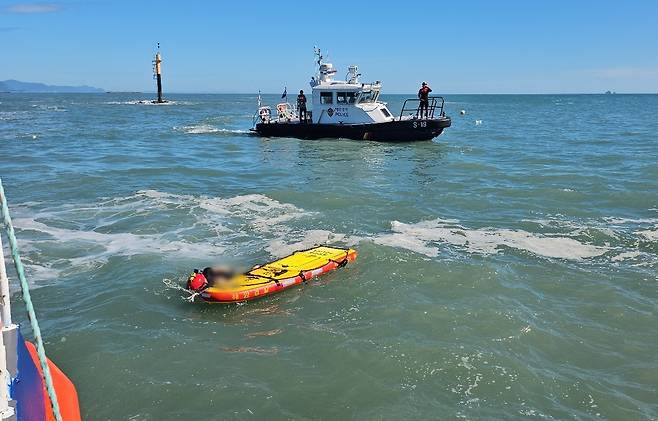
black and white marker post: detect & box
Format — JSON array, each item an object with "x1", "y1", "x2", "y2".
[{"x1": 153, "y1": 43, "x2": 164, "y2": 103}]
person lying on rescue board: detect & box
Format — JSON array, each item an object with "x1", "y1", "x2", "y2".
[{"x1": 187, "y1": 264, "x2": 261, "y2": 291}]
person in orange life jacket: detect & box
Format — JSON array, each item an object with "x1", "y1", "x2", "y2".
[
  {"x1": 418, "y1": 82, "x2": 432, "y2": 119},
  {"x1": 187, "y1": 265, "x2": 238, "y2": 291},
  {"x1": 297, "y1": 90, "x2": 308, "y2": 123}
]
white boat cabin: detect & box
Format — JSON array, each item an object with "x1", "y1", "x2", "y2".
[
  {"x1": 305, "y1": 62, "x2": 395, "y2": 125},
  {"x1": 257, "y1": 51, "x2": 397, "y2": 125}
]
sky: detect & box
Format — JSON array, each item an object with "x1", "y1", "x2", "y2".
[{"x1": 1, "y1": 0, "x2": 658, "y2": 94}]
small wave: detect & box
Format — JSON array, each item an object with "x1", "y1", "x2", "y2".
[
  {"x1": 611, "y1": 251, "x2": 643, "y2": 262},
  {"x1": 13, "y1": 217, "x2": 225, "y2": 267},
  {"x1": 174, "y1": 124, "x2": 220, "y2": 134},
  {"x1": 174, "y1": 124, "x2": 249, "y2": 135},
  {"x1": 220, "y1": 346, "x2": 279, "y2": 355},
  {"x1": 0, "y1": 111, "x2": 31, "y2": 121},
  {"x1": 637, "y1": 227, "x2": 658, "y2": 242},
  {"x1": 374, "y1": 218, "x2": 608, "y2": 260},
  {"x1": 13, "y1": 133, "x2": 41, "y2": 141},
  {"x1": 528, "y1": 214, "x2": 658, "y2": 243},
  {"x1": 32, "y1": 104, "x2": 67, "y2": 112},
  {"x1": 12, "y1": 190, "x2": 314, "y2": 285},
  {"x1": 265, "y1": 230, "x2": 360, "y2": 258},
  {"x1": 603, "y1": 217, "x2": 658, "y2": 225},
  {"x1": 104, "y1": 100, "x2": 192, "y2": 106},
  {"x1": 15, "y1": 189, "x2": 654, "y2": 290},
  {"x1": 610, "y1": 251, "x2": 657, "y2": 268}
]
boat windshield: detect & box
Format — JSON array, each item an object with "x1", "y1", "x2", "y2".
[
  {"x1": 337, "y1": 92, "x2": 358, "y2": 104},
  {"x1": 358, "y1": 90, "x2": 379, "y2": 103}
]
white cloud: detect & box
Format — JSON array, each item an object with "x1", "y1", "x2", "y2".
[{"x1": 6, "y1": 3, "x2": 60, "y2": 14}]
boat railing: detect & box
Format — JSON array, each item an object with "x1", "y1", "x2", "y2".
[
  {"x1": 0, "y1": 178, "x2": 64, "y2": 421},
  {"x1": 398, "y1": 96, "x2": 445, "y2": 121},
  {"x1": 253, "y1": 106, "x2": 271, "y2": 126},
  {"x1": 254, "y1": 103, "x2": 313, "y2": 125}
]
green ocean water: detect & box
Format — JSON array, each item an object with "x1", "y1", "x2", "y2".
[{"x1": 1, "y1": 93, "x2": 657, "y2": 420}]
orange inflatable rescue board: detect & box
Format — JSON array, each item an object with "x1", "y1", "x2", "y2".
[{"x1": 187, "y1": 246, "x2": 357, "y2": 303}]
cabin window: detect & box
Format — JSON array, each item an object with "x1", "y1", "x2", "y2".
[
  {"x1": 337, "y1": 92, "x2": 347, "y2": 104},
  {"x1": 358, "y1": 91, "x2": 376, "y2": 103},
  {"x1": 320, "y1": 92, "x2": 333, "y2": 104},
  {"x1": 346, "y1": 92, "x2": 357, "y2": 104},
  {"x1": 381, "y1": 108, "x2": 391, "y2": 117}
]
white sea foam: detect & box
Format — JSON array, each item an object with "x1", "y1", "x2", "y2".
[
  {"x1": 33, "y1": 104, "x2": 67, "y2": 112},
  {"x1": 13, "y1": 189, "x2": 653, "y2": 288},
  {"x1": 199, "y1": 194, "x2": 312, "y2": 240},
  {"x1": 610, "y1": 251, "x2": 643, "y2": 262},
  {"x1": 523, "y1": 217, "x2": 621, "y2": 240},
  {"x1": 20, "y1": 261, "x2": 60, "y2": 282},
  {"x1": 265, "y1": 230, "x2": 355, "y2": 258},
  {"x1": 0, "y1": 111, "x2": 31, "y2": 121},
  {"x1": 609, "y1": 251, "x2": 657, "y2": 268},
  {"x1": 176, "y1": 124, "x2": 220, "y2": 134},
  {"x1": 13, "y1": 217, "x2": 226, "y2": 268},
  {"x1": 637, "y1": 227, "x2": 658, "y2": 242},
  {"x1": 174, "y1": 124, "x2": 249, "y2": 135},
  {"x1": 374, "y1": 218, "x2": 608, "y2": 260},
  {"x1": 104, "y1": 100, "x2": 192, "y2": 106},
  {"x1": 527, "y1": 215, "x2": 658, "y2": 243},
  {"x1": 374, "y1": 231, "x2": 440, "y2": 257},
  {"x1": 11, "y1": 190, "x2": 315, "y2": 284},
  {"x1": 603, "y1": 217, "x2": 658, "y2": 225},
  {"x1": 133, "y1": 190, "x2": 310, "y2": 237},
  {"x1": 568, "y1": 215, "x2": 657, "y2": 246}
]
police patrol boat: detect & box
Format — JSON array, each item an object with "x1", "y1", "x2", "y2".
[{"x1": 252, "y1": 49, "x2": 451, "y2": 141}]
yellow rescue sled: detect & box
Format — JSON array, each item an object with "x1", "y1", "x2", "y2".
[{"x1": 186, "y1": 246, "x2": 357, "y2": 303}]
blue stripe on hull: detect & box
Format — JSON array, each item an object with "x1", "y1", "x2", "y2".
[{"x1": 11, "y1": 329, "x2": 47, "y2": 421}]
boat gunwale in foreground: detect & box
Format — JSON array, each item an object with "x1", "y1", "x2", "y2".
[{"x1": 1, "y1": 178, "x2": 81, "y2": 421}]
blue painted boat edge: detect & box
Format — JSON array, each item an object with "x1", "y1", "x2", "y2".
[{"x1": 10, "y1": 328, "x2": 47, "y2": 421}]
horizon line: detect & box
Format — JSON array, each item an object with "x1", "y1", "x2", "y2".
[{"x1": 3, "y1": 91, "x2": 658, "y2": 95}]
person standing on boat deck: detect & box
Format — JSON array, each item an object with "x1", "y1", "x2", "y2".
[
  {"x1": 297, "y1": 90, "x2": 307, "y2": 123},
  {"x1": 418, "y1": 82, "x2": 432, "y2": 118}
]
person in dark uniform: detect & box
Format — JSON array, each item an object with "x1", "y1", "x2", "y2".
[
  {"x1": 297, "y1": 90, "x2": 307, "y2": 123},
  {"x1": 417, "y1": 82, "x2": 432, "y2": 119}
]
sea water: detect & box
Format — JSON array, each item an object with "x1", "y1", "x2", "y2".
[{"x1": 1, "y1": 93, "x2": 657, "y2": 419}]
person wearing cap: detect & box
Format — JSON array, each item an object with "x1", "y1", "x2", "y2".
[{"x1": 417, "y1": 82, "x2": 432, "y2": 119}]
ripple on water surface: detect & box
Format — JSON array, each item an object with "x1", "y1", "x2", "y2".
[{"x1": 1, "y1": 93, "x2": 657, "y2": 419}]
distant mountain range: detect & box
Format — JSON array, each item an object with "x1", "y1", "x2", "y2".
[{"x1": 0, "y1": 79, "x2": 104, "y2": 93}]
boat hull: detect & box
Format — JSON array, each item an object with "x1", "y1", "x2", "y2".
[
  {"x1": 11, "y1": 330, "x2": 81, "y2": 421},
  {"x1": 254, "y1": 117, "x2": 451, "y2": 141}
]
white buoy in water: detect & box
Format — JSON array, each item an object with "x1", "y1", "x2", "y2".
[
  {"x1": 475, "y1": 120, "x2": 482, "y2": 126},
  {"x1": 460, "y1": 109, "x2": 466, "y2": 116}
]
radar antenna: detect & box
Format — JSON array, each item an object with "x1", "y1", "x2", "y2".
[{"x1": 314, "y1": 46, "x2": 323, "y2": 68}]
